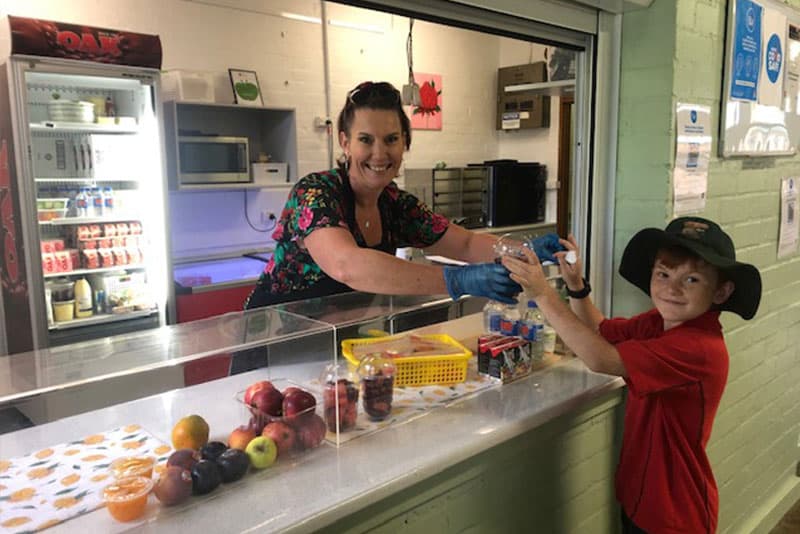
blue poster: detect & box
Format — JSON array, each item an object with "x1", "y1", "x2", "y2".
[{"x1": 730, "y1": 0, "x2": 763, "y2": 101}]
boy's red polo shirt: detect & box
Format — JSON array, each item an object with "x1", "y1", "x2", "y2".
[{"x1": 600, "y1": 309, "x2": 728, "y2": 534}]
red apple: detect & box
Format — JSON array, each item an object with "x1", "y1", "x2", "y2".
[
  {"x1": 295, "y1": 413, "x2": 326, "y2": 450},
  {"x1": 244, "y1": 380, "x2": 276, "y2": 405},
  {"x1": 282, "y1": 386, "x2": 302, "y2": 398},
  {"x1": 282, "y1": 389, "x2": 316, "y2": 418},
  {"x1": 261, "y1": 421, "x2": 297, "y2": 457},
  {"x1": 250, "y1": 387, "x2": 284, "y2": 417},
  {"x1": 228, "y1": 425, "x2": 257, "y2": 451}
]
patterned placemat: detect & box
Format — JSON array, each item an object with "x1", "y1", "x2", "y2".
[{"x1": 0, "y1": 425, "x2": 171, "y2": 533}]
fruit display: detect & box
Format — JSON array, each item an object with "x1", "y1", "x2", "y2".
[
  {"x1": 236, "y1": 379, "x2": 325, "y2": 456},
  {"x1": 171, "y1": 414, "x2": 210, "y2": 450},
  {"x1": 357, "y1": 355, "x2": 396, "y2": 422},
  {"x1": 321, "y1": 363, "x2": 360, "y2": 432},
  {"x1": 103, "y1": 475, "x2": 154, "y2": 522}
]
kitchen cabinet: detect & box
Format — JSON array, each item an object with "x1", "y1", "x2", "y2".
[{"x1": 162, "y1": 101, "x2": 298, "y2": 191}]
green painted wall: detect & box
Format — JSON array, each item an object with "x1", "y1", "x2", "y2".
[{"x1": 615, "y1": 0, "x2": 800, "y2": 531}]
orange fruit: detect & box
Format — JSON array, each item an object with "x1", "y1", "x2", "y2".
[{"x1": 171, "y1": 415, "x2": 209, "y2": 450}]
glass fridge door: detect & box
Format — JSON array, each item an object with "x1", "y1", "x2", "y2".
[{"x1": 21, "y1": 65, "x2": 169, "y2": 345}]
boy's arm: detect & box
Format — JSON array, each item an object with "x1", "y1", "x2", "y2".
[
  {"x1": 564, "y1": 279, "x2": 605, "y2": 331},
  {"x1": 537, "y1": 286, "x2": 627, "y2": 377}
]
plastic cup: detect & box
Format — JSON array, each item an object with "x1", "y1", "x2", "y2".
[
  {"x1": 357, "y1": 355, "x2": 396, "y2": 422},
  {"x1": 110, "y1": 456, "x2": 156, "y2": 479},
  {"x1": 103, "y1": 475, "x2": 153, "y2": 522}
]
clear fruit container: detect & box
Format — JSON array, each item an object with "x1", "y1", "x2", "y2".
[
  {"x1": 357, "y1": 355, "x2": 396, "y2": 422},
  {"x1": 110, "y1": 456, "x2": 156, "y2": 479},
  {"x1": 234, "y1": 379, "x2": 325, "y2": 455},
  {"x1": 320, "y1": 363, "x2": 360, "y2": 433}
]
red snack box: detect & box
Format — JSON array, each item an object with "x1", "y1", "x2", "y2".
[
  {"x1": 129, "y1": 221, "x2": 142, "y2": 235},
  {"x1": 89, "y1": 224, "x2": 102, "y2": 238},
  {"x1": 104, "y1": 224, "x2": 117, "y2": 237},
  {"x1": 41, "y1": 241, "x2": 55, "y2": 254},
  {"x1": 54, "y1": 250, "x2": 72, "y2": 273},
  {"x1": 98, "y1": 248, "x2": 114, "y2": 268},
  {"x1": 40, "y1": 239, "x2": 66, "y2": 253},
  {"x1": 113, "y1": 248, "x2": 128, "y2": 265},
  {"x1": 126, "y1": 247, "x2": 142, "y2": 265},
  {"x1": 68, "y1": 249, "x2": 80, "y2": 269},
  {"x1": 98, "y1": 238, "x2": 111, "y2": 249},
  {"x1": 83, "y1": 249, "x2": 100, "y2": 269},
  {"x1": 80, "y1": 239, "x2": 97, "y2": 250},
  {"x1": 77, "y1": 225, "x2": 91, "y2": 241},
  {"x1": 116, "y1": 223, "x2": 130, "y2": 236},
  {"x1": 42, "y1": 253, "x2": 56, "y2": 274}
]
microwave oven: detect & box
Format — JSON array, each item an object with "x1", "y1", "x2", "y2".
[
  {"x1": 475, "y1": 161, "x2": 546, "y2": 228},
  {"x1": 177, "y1": 136, "x2": 249, "y2": 186}
]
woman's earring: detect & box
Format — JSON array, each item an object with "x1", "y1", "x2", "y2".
[{"x1": 344, "y1": 154, "x2": 350, "y2": 173}]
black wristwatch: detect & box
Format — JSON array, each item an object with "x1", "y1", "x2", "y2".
[{"x1": 566, "y1": 278, "x2": 591, "y2": 299}]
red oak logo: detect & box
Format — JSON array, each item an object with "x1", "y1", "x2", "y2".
[{"x1": 56, "y1": 31, "x2": 121, "y2": 57}]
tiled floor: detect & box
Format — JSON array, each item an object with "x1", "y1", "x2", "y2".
[{"x1": 771, "y1": 498, "x2": 800, "y2": 533}]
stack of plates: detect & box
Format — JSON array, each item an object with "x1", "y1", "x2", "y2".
[{"x1": 47, "y1": 100, "x2": 95, "y2": 123}]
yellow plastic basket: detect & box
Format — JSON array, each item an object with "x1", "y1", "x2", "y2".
[{"x1": 341, "y1": 333, "x2": 473, "y2": 387}]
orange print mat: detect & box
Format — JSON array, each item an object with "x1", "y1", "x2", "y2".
[{"x1": 0, "y1": 425, "x2": 171, "y2": 533}]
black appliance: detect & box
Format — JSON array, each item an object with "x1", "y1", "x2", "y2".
[{"x1": 470, "y1": 160, "x2": 547, "y2": 227}]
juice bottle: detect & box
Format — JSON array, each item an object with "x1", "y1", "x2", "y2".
[{"x1": 74, "y1": 278, "x2": 93, "y2": 318}]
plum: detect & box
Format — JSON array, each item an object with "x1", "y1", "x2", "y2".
[
  {"x1": 190, "y1": 459, "x2": 221, "y2": 495},
  {"x1": 153, "y1": 466, "x2": 192, "y2": 506},
  {"x1": 200, "y1": 441, "x2": 228, "y2": 462},
  {"x1": 216, "y1": 449, "x2": 249, "y2": 483}
]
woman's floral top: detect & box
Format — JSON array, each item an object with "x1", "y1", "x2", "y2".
[{"x1": 259, "y1": 168, "x2": 449, "y2": 299}]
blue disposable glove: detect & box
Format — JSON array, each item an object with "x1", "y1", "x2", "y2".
[
  {"x1": 528, "y1": 233, "x2": 565, "y2": 263},
  {"x1": 443, "y1": 263, "x2": 522, "y2": 304}
]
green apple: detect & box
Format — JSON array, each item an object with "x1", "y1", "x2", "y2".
[{"x1": 245, "y1": 436, "x2": 277, "y2": 469}]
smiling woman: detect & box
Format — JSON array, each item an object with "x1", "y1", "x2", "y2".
[{"x1": 243, "y1": 80, "x2": 522, "y2": 310}]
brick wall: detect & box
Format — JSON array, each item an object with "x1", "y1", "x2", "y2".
[{"x1": 616, "y1": 1, "x2": 800, "y2": 531}]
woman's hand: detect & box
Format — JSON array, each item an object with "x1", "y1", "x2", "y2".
[{"x1": 553, "y1": 234, "x2": 584, "y2": 291}]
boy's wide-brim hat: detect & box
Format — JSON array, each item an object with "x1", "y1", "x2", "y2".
[{"x1": 619, "y1": 217, "x2": 762, "y2": 320}]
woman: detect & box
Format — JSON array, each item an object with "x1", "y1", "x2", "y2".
[{"x1": 245, "y1": 81, "x2": 521, "y2": 309}]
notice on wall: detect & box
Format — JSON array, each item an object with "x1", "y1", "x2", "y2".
[
  {"x1": 778, "y1": 177, "x2": 799, "y2": 258},
  {"x1": 758, "y1": 6, "x2": 787, "y2": 107},
  {"x1": 673, "y1": 103, "x2": 712, "y2": 216},
  {"x1": 731, "y1": 0, "x2": 764, "y2": 102}
]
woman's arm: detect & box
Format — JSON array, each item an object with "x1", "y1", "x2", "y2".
[
  {"x1": 304, "y1": 226, "x2": 449, "y2": 294},
  {"x1": 423, "y1": 224, "x2": 498, "y2": 263}
]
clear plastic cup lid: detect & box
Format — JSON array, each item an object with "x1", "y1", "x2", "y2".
[
  {"x1": 356, "y1": 354, "x2": 396, "y2": 378},
  {"x1": 320, "y1": 362, "x2": 359, "y2": 385}
]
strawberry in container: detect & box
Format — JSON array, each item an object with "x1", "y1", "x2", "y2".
[
  {"x1": 321, "y1": 363, "x2": 359, "y2": 432},
  {"x1": 83, "y1": 249, "x2": 100, "y2": 269},
  {"x1": 356, "y1": 354, "x2": 396, "y2": 422}
]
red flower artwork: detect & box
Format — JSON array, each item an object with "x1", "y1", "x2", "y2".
[
  {"x1": 409, "y1": 73, "x2": 442, "y2": 130},
  {"x1": 413, "y1": 80, "x2": 441, "y2": 116}
]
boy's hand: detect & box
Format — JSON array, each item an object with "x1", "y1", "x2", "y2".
[
  {"x1": 502, "y1": 247, "x2": 549, "y2": 298},
  {"x1": 553, "y1": 234, "x2": 584, "y2": 291}
]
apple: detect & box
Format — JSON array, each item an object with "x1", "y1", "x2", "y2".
[
  {"x1": 261, "y1": 421, "x2": 296, "y2": 457},
  {"x1": 245, "y1": 436, "x2": 277, "y2": 469},
  {"x1": 228, "y1": 425, "x2": 257, "y2": 450},
  {"x1": 282, "y1": 386, "x2": 302, "y2": 398},
  {"x1": 244, "y1": 380, "x2": 276, "y2": 405},
  {"x1": 250, "y1": 387, "x2": 284, "y2": 417},
  {"x1": 166, "y1": 448, "x2": 200, "y2": 471},
  {"x1": 283, "y1": 389, "x2": 316, "y2": 418},
  {"x1": 294, "y1": 413, "x2": 326, "y2": 451}
]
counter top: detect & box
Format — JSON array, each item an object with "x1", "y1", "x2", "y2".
[{"x1": 0, "y1": 314, "x2": 623, "y2": 533}]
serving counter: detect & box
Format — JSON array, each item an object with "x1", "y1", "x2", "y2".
[{"x1": 0, "y1": 313, "x2": 624, "y2": 533}]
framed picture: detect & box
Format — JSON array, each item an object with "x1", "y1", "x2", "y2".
[{"x1": 229, "y1": 68, "x2": 263, "y2": 106}]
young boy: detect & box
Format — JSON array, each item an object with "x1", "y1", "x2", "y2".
[{"x1": 503, "y1": 217, "x2": 762, "y2": 534}]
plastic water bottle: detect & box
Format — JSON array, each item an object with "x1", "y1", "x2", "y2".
[
  {"x1": 76, "y1": 187, "x2": 89, "y2": 217},
  {"x1": 542, "y1": 317, "x2": 557, "y2": 355},
  {"x1": 499, "y1": 304, "x2": 521, "y2": 336},
  {"x1": 102, "y1": 186, "x2": 114, "y2": 214},
  {"x1": 483, "y1": 300, "x2": 504, "y2": 333},
  {"x1": 91, "y1": 187, "x2": 103, "y2": 216},
  {"x1": 521, "y1": 300, "x2": 544, "y2": 361}
]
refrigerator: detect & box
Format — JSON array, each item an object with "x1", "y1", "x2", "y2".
[{"x1": 0, "y1": 17, "x2": 172, "y2": 354}]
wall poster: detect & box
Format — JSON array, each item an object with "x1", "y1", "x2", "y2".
[
  {"x1": 778, "y1": 177, "x2": 799, "y2": 258},
  {"x1": 673, "y1": 103, "x2": 711, "y2": 216}
]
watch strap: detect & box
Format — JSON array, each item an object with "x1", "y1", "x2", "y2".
[{"x1": 566, "y1": 278, "x2": 591, "y2": 299}]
